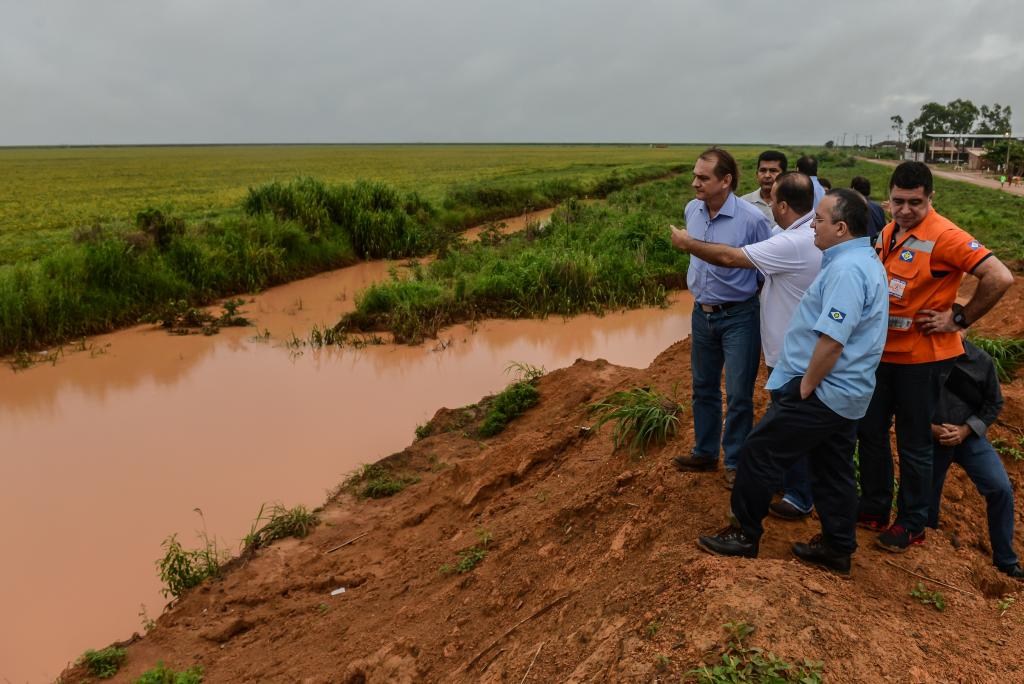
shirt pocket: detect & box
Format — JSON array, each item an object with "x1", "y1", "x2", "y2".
[{"x1": 884, "y1": 256, "x2": 919, "y2": 352}]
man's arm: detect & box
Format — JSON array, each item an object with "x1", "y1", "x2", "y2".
[
  {"x1": 918, "y1": 256, "x2": 1014, "y2": 335},
  {"x1": 799, "y1": 334, "x2": 844, "y2": 399},
  {"x1": 670, "y1": 225, "x2": 755, "y2": 269}
]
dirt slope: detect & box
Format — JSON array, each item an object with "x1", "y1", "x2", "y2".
[{"x1": 64, "y1": 280, "x2": 1024, "y2": 683}]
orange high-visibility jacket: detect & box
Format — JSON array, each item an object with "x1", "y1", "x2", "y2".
[{"x1": 875, "y1": 208, "x2": 992, "y2": 364}]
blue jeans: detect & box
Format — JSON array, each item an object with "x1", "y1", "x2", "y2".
[
  {"x1": 928, "y1": 434, "x2": 1019, "y2": 569},
  {"x1": 690, "y1": 297, "x2": 761, "y2": 470}
]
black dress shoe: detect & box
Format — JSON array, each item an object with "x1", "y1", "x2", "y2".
[
  {"x1": 792, "y1": 535, "x2": 851, "y2": 576},
  {"x1": 673, "y1": 453, "x2": 719, "y2": 472},
  {"x1": 697, "y1": 525, "x2": 758, "y2": 559},
  {"x1": 998, "y1": 563, "x2": 1024, "y2": 579},
  {"x1": 769, "y1": 499, "x2": 812, "y2": 521}
]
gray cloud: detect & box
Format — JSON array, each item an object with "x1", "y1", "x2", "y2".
[{"x1": 1, "y1": 0, "x2": 1021, "y2": 145}]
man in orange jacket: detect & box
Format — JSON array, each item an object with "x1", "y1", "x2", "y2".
[{"x1": 857, "y1": 162, "x2": 1014, "y2": 552}]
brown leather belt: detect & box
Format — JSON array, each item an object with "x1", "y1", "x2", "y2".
[{"x1": 698, "y1": 300, "x2": 744, "y2": 313}]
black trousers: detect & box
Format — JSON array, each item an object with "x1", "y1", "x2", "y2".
[
  {"x1": 857, "y1": 360, "x2": 954, "y2": 533},
  {"x1": 731, "y1": 377, "x2": 859, "y2": 554}
]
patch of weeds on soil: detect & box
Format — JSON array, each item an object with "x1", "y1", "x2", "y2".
[
  {"x1": 146, "y1": 297, "x2": 251, "y2": 336},
  {"x1": 477, "y1": 362, "x2": 545, "y2": 437},
  {"x1": 345, "y1": 463, "x2": 420, "y2": 499},
  {"x1": 910, "y1": 583, "x2": 947, "y2": 612},
  {"x1": 242, "y1": 503, "x2": 319, "y2": 550},
  {"x1": 134, "y1": 662, "x2": 204, "y2": 684},
  {"x1": 440, "y1": 528, "x2": 493, "y2": 575},
  {"x1": 79, "y1": 646, "x2": 127, "y2": 679},
  {"x1": 688, "y1": 621, "x2": 823, "y2": 684},
  {"x1": 992, "y1": 437, "x2": 1024, "y2": 462},
  {"x1": 644, "y1": 619, "x2": 662, "y2": 639},
  {"x1": 970, "y1": 335, "x2": 1024, "y2": 382},
  {"x1": 589, "y1": 386, "x2": 683, "y2": 457},
  {"x1": 998, "y1": 595, "x2": 1016, "y2": 617},
  {"x1": 157, "y1": 511, "x2": 228, "y2": 599},
  {"x1": 139, "y1": 604, "x2": 157, "y2": 632}
]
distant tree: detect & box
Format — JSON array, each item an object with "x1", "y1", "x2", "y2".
[
  {"x1": 945, "y1": 98, "x2": 979, "y2": 136},
  {"x1": 984, "y1": 138, "x2": 1024, "y2": 175},
  {"x1": 824, "y1": 140, "x2": 835, "y2": 148},
  {"x1": 890, "y1": 115, "x2": 904, "y2": 146},
  {"x1": 977, "y1": 104, "x2": 1013, "y2": 134}
]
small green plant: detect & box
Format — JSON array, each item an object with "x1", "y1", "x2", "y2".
[
  {"x1": 505, "y1": 360, "x2": 545, "y2": 382},
  {"x1": 139, "y1": 604, "x2": 156, "y2": 632},
  {"x1": 242, "y1": 503, "x2": 319, "y2": 550},
  {"x1": 645, "y1": 620, "x2": 662, "y2": 638},
  {"x1": 79, "y1": 646, "x2": 127, "y2": 678},
  {"x1": 344, "y1": 463, "x2": 419, "y2": 498},
  {"x1": 440, "y1": 528, "x2": 493, "y2": 575},
  {"x1": 588, "y1": 386, "x2": 683, "y2": 456},
  {"x1": 687, "y1": 621, "x2": 823, "y2": 683},
  {"x1": 997, "y1": 595, "x2": 1016, "y2": 617},
  {"x1": 655, "y1": 654, "x2": 672, "y2": 672},
  {"x1": 970, "y1": 335, "x2": 1024, "y2": 382},
  {"x1": 414, "y1": 422, "x2": 431, "y2": 440},
  {"x1": 992, "y1": 437, "x2": 1024, "y2": 462},
  {"x1": 910, "y1": 583, "x2": 947, "y2": 612},
  {"x1": 134, "y1": 662, "x2": 204, "y2": 684},
  {"x1": 8, "y1": 350, "x2": 35, "y2": 371},
  {"x1": 156, "y1": 511, "x2": 226, "y2": 599}
]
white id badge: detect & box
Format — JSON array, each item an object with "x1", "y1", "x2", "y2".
[{"x1": 888, "y1": 277, "x2": 907, "y2": 299}]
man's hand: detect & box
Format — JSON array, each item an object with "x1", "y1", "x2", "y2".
[
  {"x1": 916, "y1": 309, "x2": 959, "y2": 335},
  {"x1": 670, "y1": 225, "x2": 693, "y2": 252},
  {"x1": 934, "y1": 423, "x2": 971, "y2": 446}
]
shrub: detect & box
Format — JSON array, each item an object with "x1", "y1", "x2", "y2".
[
  {"x1": 134, "y1": 662, "x2": 204, "y2": 684},
  {"x1": 79, "y1": 646, "x2": 127, "y2": 679},
  {"x1": 589, "y1": 386, "x2": 683, "y2": 457}
]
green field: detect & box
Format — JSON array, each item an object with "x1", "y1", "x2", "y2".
[{"x1": 0, "y1": 144, "x2": 711, "y2": 264}]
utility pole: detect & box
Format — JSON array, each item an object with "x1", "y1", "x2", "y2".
[
  {"x1": 841, "y1": 132, "x2": 847, "y2": 147},
  {"x1": 1006, "y1": 130, "x2": 1013, "y2": 177}
]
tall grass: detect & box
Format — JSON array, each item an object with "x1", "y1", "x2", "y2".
[
  {"x1": 0, "y1": 165, "x2": 681, "y2": 355},
  {"x1": 337, "y1": 179, "x2": 692, "y2": 343}
]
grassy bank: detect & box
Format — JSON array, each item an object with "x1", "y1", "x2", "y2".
[
  {"x1": 337, "y1": 176, "x2": 692, "y2": 343},
  {"x1": 0, "y1": 164, "x2": 682, "y2": 354},
  {"x1": 0, "y1": 144, "x2": 700, "y2": 265}
]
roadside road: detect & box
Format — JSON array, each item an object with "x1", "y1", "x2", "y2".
[{"x1": 860, "y1": 157, "x2": 1024, "y2": 197}]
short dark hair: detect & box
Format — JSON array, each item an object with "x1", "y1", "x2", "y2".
[
  {"x1": 757, "y1": 150, "x2": 788, "y2": 172},
  {"x1": 774, "y1": 172, "x2": 814, "y2": 215},
  {"x1": 698, "y1": 146, "x2": 739, "y2": 191},
  {"x1": 796, "y1": 155, "x2": 818, "y2": 176},
  {"x1": 889, "y1": 161, "x2": 933, "y2": 194},
  {"x1": 850, "y1": 176, "x2": 871, "y2": 197},
  {"x1": 826, "y1": 188, "x2": 869, "y2": 238},
  {"x1": 818, "y1": 177, "x2": 832, "y2": 190}
]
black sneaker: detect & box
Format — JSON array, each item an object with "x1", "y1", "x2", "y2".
[
  {"x1": 672, "y1": 453, "x2": 719, "y2": 472},
  {"x1": 792, "y1": 535, "x2": 851, "y2": 576},
  {"x1": 998, "y1": 563, "x2": 1024, "y2": 580},
  {"x1": 769, "y1": 499, "x2": 812, "y2": 521},
  {"x1": 697, "y1": 525, "x2": 758, "y2": 559},
  {"x1": 876, "y1": 524, "x2": 925, "y2": 553}
]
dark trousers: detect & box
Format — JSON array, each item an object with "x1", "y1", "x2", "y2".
[
  {"x1": 766, "y1": 365, "x2": 813, "y2": 513},
  {"x1": 732, "y1": 377, "x2": 859, "y2": 554},
  {"x1": 857, "y1": 360, "x2": 954, "y2": 533},
  {"x1": 929, "y1": 434, "x2": 1019, "y2": 568}
]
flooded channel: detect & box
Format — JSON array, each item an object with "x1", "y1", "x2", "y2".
[{"x1": 0, "y1": 238, "x2": 693, "y2": 681}]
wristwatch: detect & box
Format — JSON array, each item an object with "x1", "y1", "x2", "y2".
[{"x1": 951, "y1": 303, "x2": 970, "y2": 329}]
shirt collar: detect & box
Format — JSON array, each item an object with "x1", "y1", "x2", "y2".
[
  {"x1": 787, "y1": 210, "x2": 815, "y2": 231},
  {"x1": 821, "y1": 236, "x2": 871, "y2": 266},
  {"x1": 703, "y1": 192, "x2": 738, "y2": 219}
]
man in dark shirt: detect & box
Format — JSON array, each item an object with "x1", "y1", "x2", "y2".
[
  {"x1": 850, "y1": 176, "x2": 886, "y2": 243},
  {"x1": 928, "y1": 337, "x2": 1023, "y2": 579}
]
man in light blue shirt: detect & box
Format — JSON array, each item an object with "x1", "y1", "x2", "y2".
[
  {"x1": 670, "y1": 147, "x2": 772, "y2": 487},
  {"x1": 797, "y1": 155, "x2": 826, "y2": 209},
  {"x1": 697, "y1": 188, "x2": 888, "y2": 575}
]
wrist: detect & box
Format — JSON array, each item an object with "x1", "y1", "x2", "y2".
[{"x1": 951, "y1": 303, "x2": 970, "y2": 329}]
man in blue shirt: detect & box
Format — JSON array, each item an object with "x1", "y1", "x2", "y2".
[
  {"x1": 670, "y1": 147, "x2": 773, "y2": 487},
  {"x1": 797, "y1": 155, "x2": 826, "y2": 209},
  {"x1": 697, "y1": 188, "x2": 889, "y2": 575}
]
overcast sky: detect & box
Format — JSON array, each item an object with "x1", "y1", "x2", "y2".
[{"x1": 2, "y1": 0, "x2": 1022, "y2": 146}]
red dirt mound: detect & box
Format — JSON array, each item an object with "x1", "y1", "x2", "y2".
[{"x1": 63, "y1": 281, "x2": 1024, "y2": 683}]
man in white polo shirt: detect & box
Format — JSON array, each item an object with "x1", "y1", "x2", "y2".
[{"x1": 671, "y1": 172, "x2": 821, "y2": 515}]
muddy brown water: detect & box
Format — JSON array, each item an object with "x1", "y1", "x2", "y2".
[{"x1": 0, "y1": 224, "x2": 693, "y2": 682}]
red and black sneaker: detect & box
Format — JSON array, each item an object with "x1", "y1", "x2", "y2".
[
  {"x1": 876, "y1": 524, "x2": 925, "y2": 553},
  {"x1": 856, "y1": 512, "x2": 889, "y2": 532}
]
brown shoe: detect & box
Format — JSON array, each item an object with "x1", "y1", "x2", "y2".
[
  {"x1": 722, "y1": 469, "x2": 736, "y2": 490},
  {"x1": 672, "y1": 453, "x2": 719, "y2": 472}
]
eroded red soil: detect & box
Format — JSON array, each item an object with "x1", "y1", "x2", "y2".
[{"x1": 63, "y1": 279, "x2": 1024, "y2": 683}]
